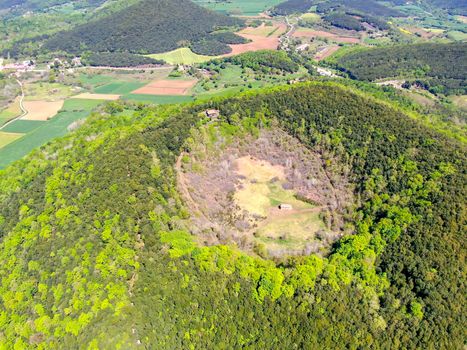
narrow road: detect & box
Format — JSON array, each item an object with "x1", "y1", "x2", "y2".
[
  {"x1": 280, "y1": 16, "x2": 297, "y2": 51},
  {"x1": 0, "y1": 79, "x2": 27, "y2": 131}
]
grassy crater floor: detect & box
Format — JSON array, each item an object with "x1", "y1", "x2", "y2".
[{"x1": 178, "y1": 124, "x2": 353, "y2": 257}]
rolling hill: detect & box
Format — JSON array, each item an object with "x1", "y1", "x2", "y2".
[
  {"x1": 43, "y1": 0, "x2": 244, "y2": 56},
  {"x1": 0, "y1": 82, "x2": 465, "y2": 348},
  {"x1": 334, "y1": 42, "x2": 467, "y2": 95}
]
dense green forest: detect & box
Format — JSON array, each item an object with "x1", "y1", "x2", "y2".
[
  {"x1": 335, "y1": 43, "x2": 467, "y2": 95},
  {"x1": 323, "y1": 12, "x2": 364, "y2": 31},
  {"x1": 272, "y1": 0, "x2": 403, "y2": 17},
  {"x1": 221, "y1": 50, "x2": 299, "y2": 73},
  {"x1": 42, "y1": 0, "x2": 243, "y2": 56},
  {"x1": 82, "y1": 52, "x2": 164, "y2": 67},
  {"x1": 0, "y1": 82, "x2": 465, "y2": 348},
  {"x1": 271, "y1": 0, "x2": 313, "y2": 15}
]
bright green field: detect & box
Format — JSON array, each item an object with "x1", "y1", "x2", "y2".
[
  {"x1": 1, "y1": 120, "x2": 44, "y2": 133},
  {"x1": 147, "y1": 48, "x2": 216, "y2": 65},
  {"x1": 301, "y1": 13, "x2": 321, "y2": 23},
  {"x1": 123, "y1": 94, "x2": 194, "y2": 104},
  {"x1": 94, "y1": 81, "x2": 146, "y2": 95},
  {"x1": 192, "y1": 0, "x2": 283, "y2": 15},
  {"x1": 0, "y1": 99, "x2": 103, "y2": 169},
  {"x1": 446, "y1": 31, "x2": 467, "y2": 41}
]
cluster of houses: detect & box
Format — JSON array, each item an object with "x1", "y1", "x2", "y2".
[{"x1": 0, "y1": 60, "x2": 35, "y2": 74}]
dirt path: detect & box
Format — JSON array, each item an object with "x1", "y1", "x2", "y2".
[{"x1": 0, "y1": 79, "x2": 27, "y2": 131}]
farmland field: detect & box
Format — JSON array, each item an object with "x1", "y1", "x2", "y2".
[
  {"x1": 147, "y1": 48, "x2": 216, "y2": 65},
  {"x1": 227, "y1": 33, "x2": 280, "y2": 56},
  {"x1": 123, "y1": 94, "x2": 194, "y2": 104},
  {"x1": 132, "y1": 79, "x2": 198, "y2": 95},
  {"x1": 22, "y1": 100, "x2": 64, "y2": 121},
  {"x1": 93, "y1": 81, "x2": 146, "y2": 95},
  {"x1": 239, "y1": 23, "x2": 287, "y2": 37},
  {"x1": 192, "y1": 0, "x2": 282, "y2": 16},
  {"x1": 0, "y1": 131, "x2": 23, "y2": 149},
  {"x1": 0, "y1": 97, "x2": 21, "y2": 126},
  {"x1": 72, "y1": 93, "x2": 121, "y2": 100},
  {"x1": 446, "y1": 30, "x2": 467, "y2": 41},
  {"x1": 2, "y1": 120, "x2": 44, "y2": 133},
  {"x1": 293, "y1": 29, "x2": 360, "y2": 44},
  {"x1": 0, "y1": 99, "x2": 103, "y2": 169}
]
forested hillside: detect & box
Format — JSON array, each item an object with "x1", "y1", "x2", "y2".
[
  {"x1": 0, "y1": 82, "x2": 465, "y2": 348},
  {"x1": 43, "y1": 0, "x2": 243, "y2": 56},
  {"x1": 272, "y1": 0, "x2": 403, "y2": 17},
  {"x1": 335, "y1": 43, "x2": 467, "y2": 95}
]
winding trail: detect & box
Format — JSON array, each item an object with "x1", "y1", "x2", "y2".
[{"x1": 0, "y1": 79, "x2": 27, "y2": 131}]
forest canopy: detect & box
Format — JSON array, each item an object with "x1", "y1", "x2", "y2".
[
  {"x1": 335, "y1": 42, "x2": 467, "y2": 95},
  {"x1": 43, "y1": 0, "x2": 244, "y2": 56},
  {"x1": 0, "y1": 82, "x2": 464, "y2": 349}
]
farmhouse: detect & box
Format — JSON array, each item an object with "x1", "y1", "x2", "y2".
[
  {"x1": 278, "y1": 204, "x2": 293, "y2": 210},
  {"x1": 205, "y1": 109, "x2": 220, "y2": 119}
]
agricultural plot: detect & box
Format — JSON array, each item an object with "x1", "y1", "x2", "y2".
[
  {"x1": 239, "y1": 23, "x2": 287, "y2": 37},
  {"x1": 147, "y1": 48, "x2": 215, "y2": 65},
  {"x1": 131, "y1": 79, "x2": 198, "y2": 96},
  {"x1": 226, "y1": 33, "x2": 280, "y2": 56},
  {"x1": 314, "y1": 45, "x2": 340, "y2": 61},
  {"x1": 0, "y1": 99, "x2": 103, "y2": 169},
  {"x1": 293, "y1": 28, "x2": 361, "y2": 44},
  {"x1": 0, "y1": 132, "x2": 23, "y2": 149},
  {"x1": 447, "y1": 31, "x2": 467, "y2": 41},
  {"x1": 123, "y1": 94, "x2": 194, "y2": 104},
  {"x1": 22, "y1": 100, "x2": 64, "y2": 121},
  {"x1": 2, "y1": 120, "x2": 44, "y2": 134},
  {"x1": 192, "y1": 0, "x2": 282, "y2": 16},
  {"x1": 24, "y1": 82, "x2": 74, "y2": 101},
  {"x1": 0, "y1": 97, "x2": 21, "y2": 126},
  {"x1": 93, "y1": 81, "x2": 146, "y2": 95},
  {"x1": 72, "y1": 93, "x2": 121, "y2": 100}
]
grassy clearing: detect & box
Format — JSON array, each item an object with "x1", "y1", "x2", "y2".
[
  {"x1": 450, "y1": 95, "x2": 467, "y2": 110},
  {"x1": 257, "y1": 210, "x2": 324, "y2": 250},
  {"x1": 446, "y1": 31, "x2": 467, "y2": 41},
  {"x1": 0, "y1": 97, "x2": 22, "y2": 126},
  {"x1": 24, "y1": 82, "x2": 74, "y2": 101},
  {"x1": 0, "y1": 132, "x2": 24, "y2": 149},
  {"x1": 232, "y1": 156, "x2": 323, "y2": 252},
  {"x1": 193, "y1": 0, "x2": 282, "y2": 15},
  {"x1": 147, "y1": 48, "x2": 216, "y2": 65},
  {"x1": 2, "y1": 120, "x2": 44, "y2": 133},
  {"x1": 301, "y1": 13, "x2": 321, "y2": 23}
]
